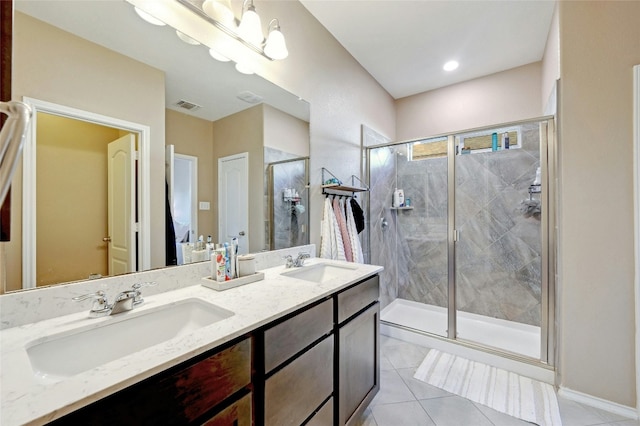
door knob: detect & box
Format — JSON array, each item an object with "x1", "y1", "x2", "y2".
[
  {"x1": 103, "y1": 237, "x2": 112, "y2": 242},
  {"x1": 239, "y1": 231, "x2": 246, "y2": 236}
]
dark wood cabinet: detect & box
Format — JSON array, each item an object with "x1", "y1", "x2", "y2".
[
  {"x1": 51, "y1": 337, "x2": 252, "y2": 425},
  {"x1": 50, "y1": 273, "x2": 380, "y2": 426}
]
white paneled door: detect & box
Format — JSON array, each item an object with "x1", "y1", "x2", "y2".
[{"x1": 218, "y1": 153, "x2": 249, "y2": 254}]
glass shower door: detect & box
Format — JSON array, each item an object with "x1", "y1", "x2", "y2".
[{"x1": 454, "y1": 122, "x2": 544, "y2": 359}]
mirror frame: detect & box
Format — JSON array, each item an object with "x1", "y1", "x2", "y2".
[{"x1": 20, "y1": 97, "x2": 152, "y2": 289}]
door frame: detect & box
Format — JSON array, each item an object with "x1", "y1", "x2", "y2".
[
  {"x1": 21, "y1": 97, "x2": 151, "y2": 288},
  {"x1": 632, "y1": 64, "x2": 640, "y2": 417}
]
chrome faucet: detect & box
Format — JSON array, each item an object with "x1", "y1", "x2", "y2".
[
  {"x1": 284, "y1": 252, "x2": 311, "y2": 268},
  {"x1": 73, "y1": 282, "x2": 157, "y2": 317}
]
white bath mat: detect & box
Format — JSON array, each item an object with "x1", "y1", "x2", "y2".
[{"x1": 413, "y1": 350, "x2": 562, "y2": 426}]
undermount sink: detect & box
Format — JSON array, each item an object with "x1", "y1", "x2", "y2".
[
  {"x1": 26, "y1": 298, "x2": 234, "y2": 382},
  {"x1": 280, "y1": 262, "x2": 359, "y2": 283}
]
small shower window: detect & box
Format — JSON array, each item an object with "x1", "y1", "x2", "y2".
[
  {"x1": 457, "y1": 127, "x2": 521, "y2": 154},
  {"x1": 409, "y1": 137, "x2": 448, "y2": 161}
]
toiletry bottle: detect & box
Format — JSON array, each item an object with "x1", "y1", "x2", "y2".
[
  {"x1": 397, "y1": 189, "x2": 405, "y2": 207},
  {"x1": 503, "y1": 132, "x2": 510, "y2": 149},
  {"x1": 224, "y1": 242, "x2": 231, "y2": 280},
  {"x1": 492, "y1": 133, "x2": 498, "y2": 151},
  {"x1": 393, "y1": 189, "x2": 400, "y2": 207}
]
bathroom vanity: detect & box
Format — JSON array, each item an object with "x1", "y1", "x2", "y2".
[{"x1": 0, "y1": 256, "x2": 382, "y2": 425}]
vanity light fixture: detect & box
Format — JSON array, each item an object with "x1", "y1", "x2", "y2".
[
  {"x1": 237, "y1": 0, "x2": 263, "y2": 46},
  {"x1": 264, "y1": 19, "x2": 288, "y2": 60},
  {"x1": 202, "y1": 0, "x2": 236, "y2": 30},
  {"x1": 134, "y1": 6, "x2": 166, "y2": 26},
  {"x1": 443, "y1": 60, "x2": 459, "y2": 71}
]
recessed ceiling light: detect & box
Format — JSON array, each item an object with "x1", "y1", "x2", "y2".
[{"x1": 443, "y1": 60, "x2": 459, "y2": 71}]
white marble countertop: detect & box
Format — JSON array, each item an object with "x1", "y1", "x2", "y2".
[{"x1": 0, "y1": 258, "x2": 382, "y2": 426}]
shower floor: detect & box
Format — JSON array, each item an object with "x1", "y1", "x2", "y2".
[{"x1": 381, "y1": 298, "x2": 541, "y2": 359}]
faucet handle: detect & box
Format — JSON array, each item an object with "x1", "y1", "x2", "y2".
[
  {"x1": 73, "y1": 290, "x2": 110, "y2": 314},
  {"x1": 283, "y1": 255, "x2": 294, "y2": 268},
  {"x1": 131, "y1": 281, "x2": 157, "y2": 305}
]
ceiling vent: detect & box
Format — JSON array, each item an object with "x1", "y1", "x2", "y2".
[
  {"x1": 174, "y1": 99, "x2": 202, "y2": 111},
  {"x1": 237, "y1": 91, "x2": 263, "y2": 104}
]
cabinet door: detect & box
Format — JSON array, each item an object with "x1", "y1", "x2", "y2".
[
  {"x1": 202, "y1": 393, "x2": 252, "y2": 426},
  {"x1": 338, "y1": 303, "x2": 380, "y2": 426}
]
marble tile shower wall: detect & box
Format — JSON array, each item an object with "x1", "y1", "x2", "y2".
[
  {"x1": 264, "y1": 147, "x2": 308, "y2": 250},
  {"x1": 452, "y1": 123, "x2": 542, "y2": 325},
  {"x1": 369, "y1": 123, "x2": 542, "y2": 326}
]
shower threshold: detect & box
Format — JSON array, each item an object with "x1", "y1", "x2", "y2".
[{"x1": 381, "y1": 298, "x2": 541, "y2": 359}]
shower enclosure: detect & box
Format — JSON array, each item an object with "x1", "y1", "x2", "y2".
[
  {"x1": 266, "y1": 156, "x2": 310, "y2": 250},
  {"x1": 365, "y1": 118, "x2": 555, "y2": 365}
]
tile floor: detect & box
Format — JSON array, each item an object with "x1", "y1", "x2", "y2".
[{"x1": 357, "y1": 336, "x2": 640, "y2": 426}]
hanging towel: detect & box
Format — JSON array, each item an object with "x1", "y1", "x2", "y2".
[
  {"x1": 320, "y1": 197, "x2": 346, "y2": 261},
  {"x1": 320, "y1": 197, "x2": 333, "y2": 259},
  {"x1": 346, "y1": 199, "x2": 364, "y2": 263},
  {"x1": 350, "y1": 198, "x2": 365, "y2": 234},
  {"x1": 334, "y1": 197, "x2": 353, "y2": 262}
]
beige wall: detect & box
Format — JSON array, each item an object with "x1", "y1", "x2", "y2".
[
  {"x1": 166, "y1": 109, "x2": 215, "y2": 240},
  {"x1": 557, "y1": 1, "x2": 640, "y2": 407},
  {"x1": 211, "y1": 105, "x2": 264, "y2": 252},
  {"x1": 263, "y1": 104, "x2": 310, "y2": 158},
  {"x1": 244, "y1": 1, "x2": 397, "y2": 249},
  {"x1": 396, "y1": 62, "x2": 543, "y2": 141},
  {"x1": 9, "y1": 12, "x2": 166, "y2": 283}
]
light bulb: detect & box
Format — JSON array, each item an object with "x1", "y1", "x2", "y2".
[
  {"x1": 235, "y1": 62, "x2": 254, "y2": 75},
  {"x1": 264, "y1": 27, "x2": 288, "y2": 60},
  {"x1": 209, "y1": 49, "x2": 230, "y2": 62},
  {"x1": 237, "y1": 4, "x2": 263, "y2": 46},
  {"x1": 176, "y1": 30, "x2": 200, "y2": 45},
  {"x1": 134, "y1": 7, "x2": 166, "y2": 26},
  {"x1": 202, "y1": 0, "x2": 236, "y2": 30}
]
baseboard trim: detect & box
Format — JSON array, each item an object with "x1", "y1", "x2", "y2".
[{"x1": 558, "y1": 387, "x2": 638, "y2": 420}]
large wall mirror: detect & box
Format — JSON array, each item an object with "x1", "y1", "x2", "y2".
[{"x1": 3, "y1": 0, "x2": 310, "y2": 293}]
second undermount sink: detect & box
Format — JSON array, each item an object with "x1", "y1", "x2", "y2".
[
  {"x1": 26, "y1": 298, "x2": 234, "y2": 383},
  {"x1": 280, "y1": 262, "x2": 359, "y2": 283}
]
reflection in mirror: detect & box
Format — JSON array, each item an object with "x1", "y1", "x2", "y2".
[{"x1": 4, "y1": 0, "x2": 309, "y2": 293}]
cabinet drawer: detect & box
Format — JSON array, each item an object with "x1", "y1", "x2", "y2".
[
  {"x1": 172, "y1": 337, "x2": 252, "y2": 422},
  {"x1": 265, "y1": 336, "x2": 334, "y2": 426},
  {"x1": 264, "y1": 298, "x2": 333, "y2": 373},
  {"x1": 202, "y1": 393, "x2": 252, "y2": 426},
  {"x1": 306, "y1": 397, "x2": 334, "y2": 426},
  {"x1": 337, "y1": 275, "x2": 379, "y2": 323},
  {"x1": 51, "y1": 337, "x2": 252, "y2": 425}
]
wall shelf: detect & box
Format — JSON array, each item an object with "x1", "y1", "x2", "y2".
[
  {"x1": 390, "y1": 206, "x2": 414, "y2": 211},
  {"x1": 321, "y1": 168, "x2": 369, "y2": 196}
]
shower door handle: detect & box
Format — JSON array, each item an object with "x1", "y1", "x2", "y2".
[{"x1": 453, "y1": 230, "x2": 459, "y2": 242}]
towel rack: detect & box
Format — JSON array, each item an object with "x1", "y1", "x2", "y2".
[{"x1": 321, "y1": 167, "x2": 369, "y2": 197}]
